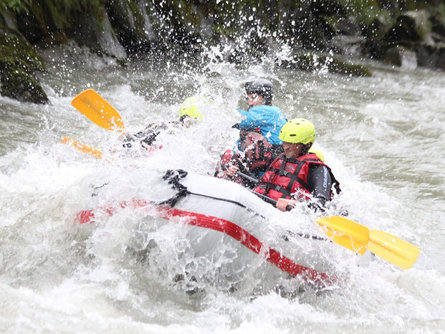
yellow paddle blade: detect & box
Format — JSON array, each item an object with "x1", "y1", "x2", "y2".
[
  {"x1": 368, "y1": 230, "x2": 420, "y2": 270},
  {"x1": 61, "y1": 137, "x2": 103, "y2": 160},
  {"x1": 71, "y1": 89, "x2": 125, "y2": 132},
  {"x1": 316, "y1": 216, "x2": 369, "y2": 255}
]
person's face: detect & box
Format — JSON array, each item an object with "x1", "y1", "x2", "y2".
[
  {"x1": 246, "y1": 93, "x2": 264, "y2": 108},
  {"x1": 282, "y1": 142, "x2": 303, "y2": 159}
]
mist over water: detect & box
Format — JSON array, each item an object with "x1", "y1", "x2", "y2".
[{"x1": 1, "y1": 47, "x2": 444, "y2": 333}]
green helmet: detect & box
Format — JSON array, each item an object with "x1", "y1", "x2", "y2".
[
  {"x1": 179, "y1": 96, "x2": 203, "y2": 119},
  {"x1": 279, "y1": 118, "x2": 315, "y2": 144}
]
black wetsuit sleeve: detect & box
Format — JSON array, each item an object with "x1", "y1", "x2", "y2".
[{"x1": 307, "y1": 164, "x2": 332, "y2": 203}]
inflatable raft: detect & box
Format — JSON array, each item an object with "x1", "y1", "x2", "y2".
[{"x1": 77, "y1": 170, "x2": 343, "y2": 289}]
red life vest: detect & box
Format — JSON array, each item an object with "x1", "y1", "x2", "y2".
[
  {"x1": 216, "y1": 129, "x2": 282, "y2": 182},
  {"x1": 254, "y1": 153, "x2": 340, "y2": 201}
]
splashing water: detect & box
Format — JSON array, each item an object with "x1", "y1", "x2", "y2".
[{"x1": 0, "y1": 46, "x2": 444, "y2": 333}]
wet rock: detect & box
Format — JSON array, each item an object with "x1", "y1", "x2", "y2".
[
  {"x1": 331, "y1": 35, "x2": 366, "y2": 55},
  {"x1": 286, "y1": 2, "x2": 335, "y2": 51},
  {"x1": 0, "y1": 65, "x2": 48, "y2": 104},
  {"x1": 415, "y1": 44, "x2": 445, "y2": 71},
  {"x1": 382, "y1": 46, "x2": 417, "y2": 68},
  {"x1": 384, "y1": 10, "x2": 433, "y2": 45},
  {"x1": 146, "y1": 0, "x2": 205, "y2": 54},
  {"x1": 0, "y1": 27, "x2": 48, "y2": 104},
  {"x1": 105, "y1": 0, "x2": 153, "y2": 54},
  {"x1": 361, "y1": 14, "x2": 393, "y2": 59},
  {"x1": 278, "y1": 52, "x2": 372, "y2": 77},
  {"x1": 430, "y1": 14, "x2": 445, "y2": 43},
  {"x1": 68, "y1": 8, "x2": 127, "y2": 60}
]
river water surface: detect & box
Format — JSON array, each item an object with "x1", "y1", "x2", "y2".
[{"x1": 0, "y1": 45, "x2": 444, "y2": 333}]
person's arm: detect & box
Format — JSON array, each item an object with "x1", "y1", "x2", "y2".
[
  {"x1": 307, "y1": 164, "x2": 332, "y2": 211},
  {"x1": 238, "y1": 109, "x2": 262, "y2": 129}
]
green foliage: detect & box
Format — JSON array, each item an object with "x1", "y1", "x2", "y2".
[
  {"x1": 334, "y1": 0, "x2": 388, "y2": 25},
  {"x1": 2, "y1": 0, "x2": 33, "y2": 13},
  {"x1": 0, "y1": 27, "x2": 45, "y2": 71},
  {"x1": 2, "y1": 0, "x2": 104, "y2": 21},
  {"x1": 0, "y1": 27, "x2": 48, "y2": 103}
]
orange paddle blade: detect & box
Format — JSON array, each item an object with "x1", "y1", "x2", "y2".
[
  {"x1": 71, "y1": 89, "x2": 125, "y2": 132},
  {"x1": 61, "y1": 137, "x2": 103, "y2": 159}
]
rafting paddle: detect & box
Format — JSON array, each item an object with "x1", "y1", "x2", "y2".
[
  {"x1": 61, "y1": 136, "x2": 103, "y2": 159},
  {"x1": 237, "y1": 172, "x2": 419, "y2": 269},
  {"x1": 317, "y1": 216, "x2": 419, "y2": 269},
  {"x1": 368, "y1": 229, "x2": 420, "y2": 270},
  {"x1": 66, "y1": 101, "x2": 420, "y2": 269},
  {"x1": 71, "y1": 89, "x2": 125, "y2": 132},
  {"x1": 316, "y1": 216, "x2": 369, "y2": 255},
  {"x1": 62, "y1": 90, "x2": 121, "y2": 159}
]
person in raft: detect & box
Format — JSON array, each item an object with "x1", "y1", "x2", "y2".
[
  {"x1": 253, "y1": 118, "x2": 341, "y2": 212},
  {"x1": 215, "y1": 78, "x2": 288, "y2": 186},
  {"x1": 216, "y1": 78, "x2": 326, "y2": 188},
  {"x1": 120, "y1": 96, "x2": 205, "y2": 151}
]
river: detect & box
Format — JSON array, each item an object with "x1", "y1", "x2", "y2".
[{"x1": 1, "y1": 44, "x2": 444, "y2": 333}]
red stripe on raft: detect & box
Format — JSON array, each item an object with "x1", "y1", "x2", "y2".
[{"x1": 76, "y1": 199, "x2": 336, "y2": 287}]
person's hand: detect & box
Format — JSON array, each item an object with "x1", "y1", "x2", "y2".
[
  {"x1": 308, "y1": 196, "x2": 326, "y2": 213},
  {"x1": 140, "y1": 141, "x2": 155, "y2": 151},
  {"x1": 276, "y1": 198, "x2": 297, "y2": 212},
  {"x1": 224, "y1": 165, "x2": 239, "y2": 178}
]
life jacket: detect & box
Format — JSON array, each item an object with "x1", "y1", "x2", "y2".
[
  {"x1": 254, "y1": 153, "x2": 341, "y2": 201},
  {"x1": 214, "y1": 149, "x2": 246, "y2": 185},
  {"x1": 238, "y1": 129, "x2": 283, "y2": 175}
]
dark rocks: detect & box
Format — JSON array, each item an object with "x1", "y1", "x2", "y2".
[
  {"x1": 384, "y1": 10, "x2": 432, "y2": 45},
  {"x1": 278, "y1": 53, "x2": 372, "y2": 77},
  {"x1": 68, "y1": 8, "x2": 127, "y2": 60},
  {"x1": 0, "y1": 26, "x2": 48, "y2": 104},
  {"x1": 416, "y1": 44, "x2": 445, "y2": 71},
  {"x1": 105, "y1": 0, "x2": 152, "y2": 54},
  {"x1": 2, "y1": 1, "x2": 445, "y2": 105},
  {"x1": 381, "y1": 46, "x2": 417, "y2": 68}
]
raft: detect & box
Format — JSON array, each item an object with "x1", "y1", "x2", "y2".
[{"x1": 77, "y1": 170, "x2": 342, "y2": 289}]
